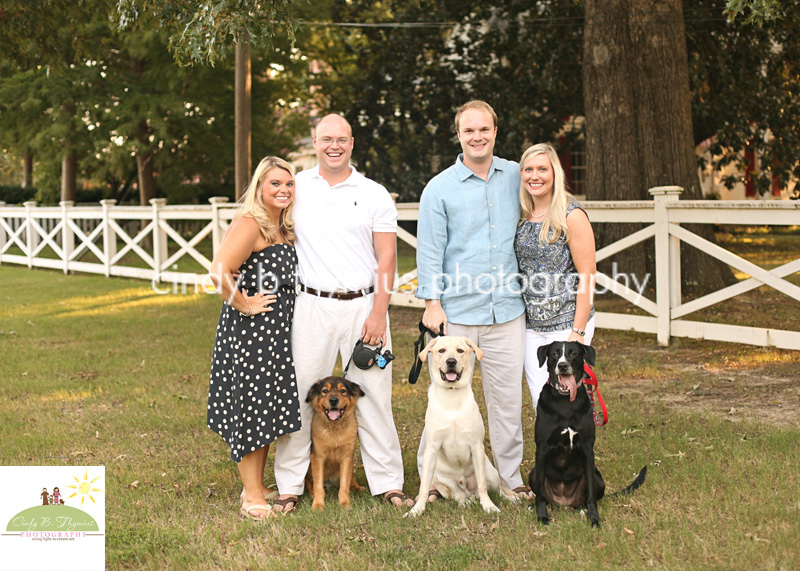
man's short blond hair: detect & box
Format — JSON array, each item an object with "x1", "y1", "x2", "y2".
[{"x1": 454, "y1": 100, "x2": 498, "y2": 133}]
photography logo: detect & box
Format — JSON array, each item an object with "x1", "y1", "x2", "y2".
[{"x1": 1, "y1": 466, "x2": 105, "y2": 571}]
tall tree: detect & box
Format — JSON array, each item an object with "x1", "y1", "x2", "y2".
[{"x1": 583, "y1": 0, "x2": 736, "y2": 296}]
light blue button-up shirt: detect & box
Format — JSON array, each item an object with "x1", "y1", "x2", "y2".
[{"x1": 415, "y1": 154, "x2": 525, "y2": 325}]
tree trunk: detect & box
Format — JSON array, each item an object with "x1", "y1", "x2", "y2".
[
  {"x1": 129, "y1": 58, "x2": 157, "y2": 207},
  {"x1": 135, "y1": 150, "x2": 156, "y2": 206},
  {"x1": 583, "y1": 0, "x2": 734, "y2": 297},
  {"x1": 235, "y1": 37, "x2": 252, "y2": 201},
  {"x1": 60, "y1": 148, "x2": 76, "y2": 203},
  {"x1": 22, "y1": 150, "x2": 33, "y2": 188}
]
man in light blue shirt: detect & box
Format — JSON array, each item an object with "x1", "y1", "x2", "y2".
[{"x1": 415, "y1": 100, "x2": 530, "y2": 500}]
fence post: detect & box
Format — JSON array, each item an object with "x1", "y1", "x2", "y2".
[
  {"x1": 23, "y1": 201, "x2": 38, "y2": 269},
  {"x1": 649, "y1": 186, "x2": 683, "y2": 346},
  {"x1": 209, "y1": 196, "x2": 229, "y2": 257},
  {"x1": 60, "y1": 201, "x2": 75, "y2": 274},
  {"x1": 101, "y1": 199, "x2": 117, "y2": 277},
  {"x1": 0, "y1": 201, "x2": 6, "y2": 265},
  {"x1": 150, "y1": 198, "x2": 168, "y2": 281}
]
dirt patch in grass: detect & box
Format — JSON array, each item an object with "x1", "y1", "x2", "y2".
[{"x1": 594, "y1": 333, "x2": 800, "y2": 430}]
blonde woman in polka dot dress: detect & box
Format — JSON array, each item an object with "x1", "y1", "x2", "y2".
[{"x1": 208, "y1": 156, "x2": 302, "y2": 520}]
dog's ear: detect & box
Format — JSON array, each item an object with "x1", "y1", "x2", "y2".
[
  {"x1": 582, "y1": 344, "x2": 596, "y2": 367},
  {"x1": 463, "y1": 337, "x2": 484, "y2": 361},
  {"x1": 348, "y1": 381, "x2": 365, "y2": 398},
  {"x1": 419, "y1": 337, "x2": 440, "y2": 362},
  {"x1": 305, "y1": 379, "x2": 323, "y2": 402},
  {"x1": 537, "y1": 343, "x2": 551, "y2": 368}
]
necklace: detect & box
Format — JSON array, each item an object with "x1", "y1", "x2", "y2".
[{"x1": 530, "y1": 210, "x2": 547, "y2": 219}]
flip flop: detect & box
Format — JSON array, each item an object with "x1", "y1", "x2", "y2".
[
  {"x1": 240, "y1": 503, "x2": 274, "y2": 520},
  {"x1": 512, "y1": 485, "x2": 534, "y2": 500},
  {"x1": 414, "y1": 488, "x2": 443, "y2": 503},
  {"x1": 384, "y1": 491, "x2": 413, "y2": 507},
  {"x1": 273, "y1": 495, "x2": 299, "y2": 514}
]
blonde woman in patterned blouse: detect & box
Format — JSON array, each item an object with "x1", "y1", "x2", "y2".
[{"x1": 513, "y1": 143, "x2": 597, "y2": 409}]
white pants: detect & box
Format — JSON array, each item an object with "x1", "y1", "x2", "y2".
[
  {"x1": 523, "y1": 317, "x2": 596, "y2": 409},
  {"x1": 416, "y1": 314, "x2": 527, "y2": 490},
  {"x1": 274, "y1": 292, "x2": 405, "y2": 496}
]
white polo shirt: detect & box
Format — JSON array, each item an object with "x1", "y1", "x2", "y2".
[{"x1": 294, "y1": 165, "x2": 397, "y2": 292}]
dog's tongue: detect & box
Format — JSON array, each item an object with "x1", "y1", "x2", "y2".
[
  {"x1": 559, "y1": 374, "x2": 578, "y2": 401},
  {"x1": 327, "y1": 409, "x2": 342, "y2": 421},
  {"x1": 445, "y1": 372, "x2": 459, "y2": 382}
]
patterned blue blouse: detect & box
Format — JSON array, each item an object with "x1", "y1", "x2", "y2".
[{"x1": 514, "y1": 198, "x2": 595, "y2": 332}]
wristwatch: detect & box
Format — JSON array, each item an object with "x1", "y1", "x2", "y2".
[{"x1": 572, "y1": 326, "x2": 585, "y2": 336}]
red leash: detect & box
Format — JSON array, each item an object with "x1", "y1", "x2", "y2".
[{"x1": 583, "y1": 364, "x2": 608, "y2": 426}]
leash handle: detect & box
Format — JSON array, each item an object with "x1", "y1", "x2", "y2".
[
  {"x1": 583, "y1": 364, "x2": 608, "y2": 426},
  {"x1": 408, "y1": 322, "x2": 445, "y2": 384}
]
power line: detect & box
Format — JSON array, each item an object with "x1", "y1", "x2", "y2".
[{"x1": 297, "y1": 13, "x2": 728, "y2": 30}]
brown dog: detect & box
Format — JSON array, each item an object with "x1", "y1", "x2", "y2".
[{"x1": 305, "y1": 376, "x2": 365, "y2": 510}]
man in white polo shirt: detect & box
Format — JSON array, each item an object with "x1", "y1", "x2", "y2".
[{"x1": 273, "y1": 114, "x2": 412, "y2": 510}]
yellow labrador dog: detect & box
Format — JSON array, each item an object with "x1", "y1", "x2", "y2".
[{"x1": 406, "y1": 336, "x2": 518, "y2": 518}]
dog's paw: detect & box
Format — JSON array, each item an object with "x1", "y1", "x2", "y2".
[
  {"x1": 537, "y1": 516, "x2": 550, "y2": 526},
  {"x1": 405, "y1": 503, "x2": 425, "y2": 518},
  {"x1": 481, "y1": 501, "x2": 500, "y2": 514},
  {"x1": 311, "y1": 501, "x2": 325, "y2": 511}
]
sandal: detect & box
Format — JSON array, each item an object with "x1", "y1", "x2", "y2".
[
  {"x1": 512, "y1": 485, "x2": 534, "y2": 500},
  {"x1": 384, "y1": 491, "x2": 413, "y2": 507},
  {"x1": 273, "y1": 495, "x2": 299, "y2": 514},
  {"x1": 414, "y1": 488, "x2": 443, "y2": 504},
  {"x1": 240, "y1": 503, "x2": 274, "y2": 520}
]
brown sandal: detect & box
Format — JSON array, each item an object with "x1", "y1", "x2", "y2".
[
  {"x1": 273, "y1": 495, "x2": 299, "y2": 514},
  {"x1": 415, "y1": 488, "x2": 443, "y2": 503},
  {"x1": 384, "y1": 491, "x2": 412, "y2": 507}
]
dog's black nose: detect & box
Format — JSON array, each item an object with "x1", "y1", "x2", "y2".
[
  {"x1": 446, "y1": 357, "x2": 457, "y2": 368},
  {"x1": 328, "y1": 397, "x2": 339, "y2": 408},
  {"x1": 557, "y1": 362, "x2": 570, "y2": 372}
]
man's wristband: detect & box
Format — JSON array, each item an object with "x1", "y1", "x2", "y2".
[{"x1": 572, "y1": 326, "x2": 585, "y2": 336}]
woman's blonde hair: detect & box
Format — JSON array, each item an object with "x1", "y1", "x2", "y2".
[
  {"x1": 236, "y1": 156, "x2": 296, "y2": 245},
  {"x1": 518, "y1": 143, "x2": 571, "y2": 244}
]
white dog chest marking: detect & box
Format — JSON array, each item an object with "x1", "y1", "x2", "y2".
[{"x1": 561, "y1": 427, "x2": 578, "y2": 448}]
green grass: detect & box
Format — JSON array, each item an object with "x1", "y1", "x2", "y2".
[{"x1": 1, "y1": 262, "x2": 799, "y2": 570}]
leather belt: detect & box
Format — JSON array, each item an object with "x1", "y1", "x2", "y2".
[{"x1": 300, "y1": 284, "x2": 374, "y2": 300}]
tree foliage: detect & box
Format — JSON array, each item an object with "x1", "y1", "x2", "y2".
[
  {"x1": 301, "y1": 0, "x2": 800, "y2": 200},
  {"x1": 0, "y1": 0, "x2": 309, "y2": 204},
  {"x1": 724, "y1": 0, "x2": 783, "y2": 23},
  {"x1": 115, "y1": 0, "x2": 303, "y2": 66},
  {"x1": 688, "y1": 0, "x2": 800, "y2": 194},
  {"x1": 298, "y1": 0, "x2": 583, "y2": 200}
]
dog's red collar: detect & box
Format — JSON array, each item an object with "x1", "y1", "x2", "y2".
[{"x1": 583, "y1": 364, "x2": 608, "y2": 426}]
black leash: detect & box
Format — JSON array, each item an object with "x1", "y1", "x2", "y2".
[{"x1": 408, "y1": 322, "x2": 445, "y2": 384}]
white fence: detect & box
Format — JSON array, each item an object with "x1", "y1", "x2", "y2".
[{"x1": 1, "y1": 190, "x2": 799, "y2": 350}]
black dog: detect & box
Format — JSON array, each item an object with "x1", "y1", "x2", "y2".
[{"x1": 529, "y1": 341, "x2": 646, "y2": 527}]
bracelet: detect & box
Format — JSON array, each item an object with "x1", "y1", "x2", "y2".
[
  {"x1": 239, "y1": 304, "x2": 253, "y2": 318},
  {"x1": 572, "y1": 326, "x2": 585, "y2": 336}
]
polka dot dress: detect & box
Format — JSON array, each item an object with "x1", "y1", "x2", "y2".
[{"x1": 207, "y1": 243, "x2": 301, "y2": 463}]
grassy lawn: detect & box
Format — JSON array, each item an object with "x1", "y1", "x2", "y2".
[{"x1": 1, "y1": 263, "x2": 798, "y2": 570}]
